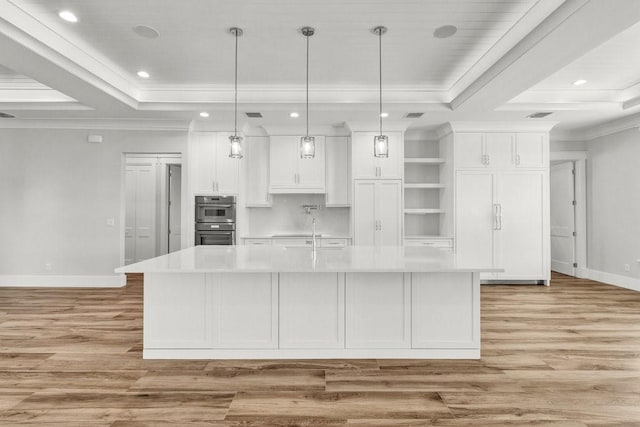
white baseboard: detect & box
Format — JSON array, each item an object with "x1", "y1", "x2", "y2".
[
  {"x1": 586, "y1": 269, "x2": 640, "y2": 292},
  {"x1": 0, "y1": 274, "x2": 126, "y2": 288}
]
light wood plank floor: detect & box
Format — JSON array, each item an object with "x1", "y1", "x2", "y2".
[{"x1": 0, "y1": 273, "x2": 639, "y2": 425}]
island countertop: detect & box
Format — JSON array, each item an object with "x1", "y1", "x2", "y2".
[{"x1": 116, "y1": 245, "x2": 501, "y2": 274}]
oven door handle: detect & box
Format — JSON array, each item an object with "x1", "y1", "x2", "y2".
[{"x1": 201, "y1": 204, "x2": 233, "y2": 209}]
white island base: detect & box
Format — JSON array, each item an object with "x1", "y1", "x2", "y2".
[{"x1": 118, "y1": 246, "x2": 496, "y2": 360}]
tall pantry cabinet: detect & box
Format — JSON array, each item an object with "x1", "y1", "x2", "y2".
[
  {"x1": 440, "y1": 125, "x2": 551, "y2": 284},
  {"x1": 351, "y1": 131, "x2": 404, "y2": 246}
]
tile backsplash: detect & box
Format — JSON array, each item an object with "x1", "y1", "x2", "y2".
[{"x1": 247, "y1": 194, "x2": 350, "y2": 236}]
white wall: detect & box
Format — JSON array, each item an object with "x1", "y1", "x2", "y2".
[
  {"x1": 550, "y1": 140, "x2": 588, "y2": 152},
  {"x1": 586, "y1": 128, "x2": 640, "y2": 283},
  {"x1": 0, "y1": 128, "x2": 187, "y2": 281}
]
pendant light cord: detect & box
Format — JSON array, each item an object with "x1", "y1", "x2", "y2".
[
  {"x1": 378, "y1": 28, "x2": 382, "y2": 136},
  {"x1": 234, "y1": 30, "x2": 238, "y2": 137},
  {"x1": 306, "y1": 32, "x2": 310, "y2": 138}
]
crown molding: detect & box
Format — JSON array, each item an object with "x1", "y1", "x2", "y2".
[
  {"x1": 438, "y1": 121, "x2": 558, "y2": 138},
  {"x1": 576, "y1": 111, "x2": 640, "y2": 141},
  {"x1": 344, "y1": 121, "x2": 411, "y2": 133},
  {"x1": 0, "y1": 118, "x2": 190, "y2": 131},
  {"x1": 260, "y1": 124, "x2": 350, "y2": 136}
]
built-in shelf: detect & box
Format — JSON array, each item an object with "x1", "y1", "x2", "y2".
[
  {"x1": 404, "y1": 157, "x2": 445, "y2": 164},
  {"x1": 404, "y1": 183, "x2": 445, "y2": 189},
  {"x1": 404, "y1": 208, "x2": 444, "y2": 214}
]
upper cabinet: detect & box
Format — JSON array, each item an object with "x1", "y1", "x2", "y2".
[
  {"x1": 190, "y1": 132, "x2": 240, "y2": 195},
  {"x1": 453, "y1": 132, "x2": 547, "y2": 170},
  {"x1": 352, "y1": 131, "x2": 404, "y2": 179},
  {"x1": 269, "y1": 136, "x2": 325, "y2": 193}
]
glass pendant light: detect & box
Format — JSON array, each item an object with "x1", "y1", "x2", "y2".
[
  {"x1": 229, "y1": 27, "x2": 243, "y2": 159},
  {"x1": 300, "y1": 26, "x2": 315, "y2": 159},
  {"x1": 373, "y1": 26, "x2": 388, "y2": 158}
]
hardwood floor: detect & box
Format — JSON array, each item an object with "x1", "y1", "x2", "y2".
[{"x1": 1, "y1": 273, "x2": 639, "y2": 425}]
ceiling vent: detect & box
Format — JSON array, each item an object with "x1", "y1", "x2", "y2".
[
  {"x1": 404, "y1": 112, "x2": 424, "y2": 119},
  {"x1": 245, "y1": 112, "x2": 263, "y2": 118},
  {"x1": 0, "y1": 112, "x2": 15, "y2": 118},
  {"x1": 527, "y1": 112, "x2": 553, "y2": 119}
]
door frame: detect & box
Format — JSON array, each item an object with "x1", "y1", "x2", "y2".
[{"x1": 550, "y1": 151, "x2": 587, "y2": 278}]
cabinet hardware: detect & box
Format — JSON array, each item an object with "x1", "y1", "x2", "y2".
[
  {"x1": 516, "y1": 154, "x2": 521, "y2": 165},
  {"x1": 486, "y1": 154, "x2": 490, "y2": 165},
  {"x1": 493, "y1": 204, "x2": 499, "y2": 230},
  {"x1": 497, "y1": 203, "x2": 503, "y2": 230}
]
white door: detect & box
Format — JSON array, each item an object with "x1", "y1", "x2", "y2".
[
  {"x1": 353, "y1": 180, "x2": 377, "y2": 245},
  {"x1": 351, "y1": 132, "x2": 377, "y2": 179},
  {"x1": 377, "y1": 180, "x2": 402, "y2": 246},
  {"x1": 550, "y1": 162, "x2": 576, "y2": 276},
  {"x1": 168, "y1": 164, "x2": 182, "y2": 253},
  {"x1": 484, "y1": 133, "x2": 514, "y2": 169},
  {"x1": 297, "y1": 136, "x2": 325, "y2": 190},
  {"x1": 496, "y1": 171, "x2": 545, "y2": 279},
  {"x1": 190, "y1": 133, "x2": 215, "y2": 194},
  {"x1": 454, "y1": 133, "x2": 484, "y2": 168},
  {"x1": 269, "y1": 136, "x2": 297, "y2": 189},
  {"x1": 215, "y1": 133, "x2": 240, "y2": 195},
  {"x1": 455, "y1": 171, "x2": 494, "y2": 269},
  {"x1": 125, "y1": 163, "x2": 158, "y2": 263}
]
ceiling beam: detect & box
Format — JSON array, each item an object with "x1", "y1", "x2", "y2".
[
  {"x1": 451, "y1": 0, "x2": 640, "y2": 112},
  {"x1": 0, "y1": 0, "x2": 138, "y2": 112}
]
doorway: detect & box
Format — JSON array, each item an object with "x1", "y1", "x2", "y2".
[
  {"x1": 549, "y1": 153, "x2": 587, "y2": 278},
  {"x1": 124, "y1": 154, "x2": 182, "y2": 265}
]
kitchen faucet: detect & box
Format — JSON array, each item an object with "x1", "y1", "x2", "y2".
[{"x1": 302, "y1": 204, "x2": 320, "y2": 259}]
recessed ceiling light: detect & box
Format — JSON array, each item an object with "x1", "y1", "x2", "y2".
[
  {"x1": 137, "y1": 70, "x2": 150, "y2": 79},
  {"x1": 199, "y1": 112, "x2": 210, "y2": 118},
  {"x1": 380, "y1": 112, "x2": 389, "y2": 118},
  {"x1": 133, "y1": 25, "x2": 160, "y2": 39},
  {"x1": 433, "y1": 25, "x2": 457, "y2": 39},
  {"x1": 58, "y1": 10, "x2": 78, "y2": 23},
  {"x1": 290, "y1": 112, "x2": 299, "y2": 118},
  {"x1": 573, "y1": 79, "x2": 587, "y2": 86}
]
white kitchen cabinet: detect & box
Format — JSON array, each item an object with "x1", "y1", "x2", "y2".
[
  {"x1": 515, "y1": 133, "x2": 547, "y2": 168},
  {"x1": 190, "y1": 132, "x2": 240, "y2": 195},
  {"x1": 212, "y1": 273, "x2": 278, "y2": 348},
  {"x1": 353, "y1": 180, "x2": 402, "y2": 246},
  {"x1": 455, "y1": 170, "x2": 547, "y2": 281},
  {"x1": 352, "y1": 131, "x2": 403, "y2": 179},
  {"x1": 325, "y1": 136, "x2": 350, "y2": 206},
  {"x1": 245, "y1": 137, "x2": 272, "y2": 206},
  {"x1": 269, "y1": 136, "x2": 325, "y2": 193},
  {"x1": 279, "y1": 273, "x2": 345, "y2": 348},
  {"x1": 454, "y1": 133, "x2": 514, "y2": 169},
  {"x1": 404, "y1": 237, "x2": 453, "y2": 251},
  {"x1": 346, "y1": 273, "x2": 410, "y2": 348}
]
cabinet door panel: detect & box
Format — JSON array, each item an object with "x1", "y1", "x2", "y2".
[
  {"x1": 280, "y1": 273, "x2": 345, "y2": 348},
  {"x1": 346, "y1": 273, "x2": 410, "y2": 348},
  {"x1": 212, "y1": 273, "x2": 278, "y2": 348},
  {"x1": 377, "y1": 180, "x2": 402, "y2": 246},
  {"x1": 496, "y1": 172, "x2": 545, "y2": 278},
  {"x1": 269, "y1": 136, "x2": 297, "y2": 189},
  {"x1": 351, "y1": 132, "x2": 378, "y2": 179},
  {"x1": 455, "y1": 171, "x2": 494, "y2": 269},
  {"x1": 215, "y1": 132, "x2": 240, "y2": 195},
  {"x1": 353, "y1": 180, "x2": 377, "y2": 245},
  {"x1": 145, "y1": 273, "x2": 211, "y2": 348},
  {"x1": 298, "y1": 136, "x2": 325, "y2": 191},
  {"x1": 484, "y1": 133, "x2": 514, "y2": 169},
  {"x1": 190, "y1": 133, "x2": 215, "y2": 194},
  {"x1": 454, "y1": 133, "x2": 484, "y2": 168},
  {"x1": 516, "y1": 133, "x2": 547, "y2": 168},
  {"x1": 412, "y1": 273, "x2": 478, "y2": 348}
]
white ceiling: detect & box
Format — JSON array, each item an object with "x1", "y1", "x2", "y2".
[{"x1": 3, "y1": 0, "x2": 640, "y2": 138}]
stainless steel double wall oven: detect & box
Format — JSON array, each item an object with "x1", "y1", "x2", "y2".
[{"x1": 194, "y1": 196, "x2": 236, "y2": 245}]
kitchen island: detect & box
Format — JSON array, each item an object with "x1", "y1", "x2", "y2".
[{"x1": 116, "y1": 245, "x2": 499, "y2": 359}]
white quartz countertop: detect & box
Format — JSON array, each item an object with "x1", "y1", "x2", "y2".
[{"x1": 116, "y1": 245, "x2": 501, "y2": 274}]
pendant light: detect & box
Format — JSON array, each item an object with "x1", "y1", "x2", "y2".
[
  {"x1": 229, "y1": 27, "x2": 243, "y2": 159},
  {"x1": 300, "y1": 26, "x2": 315, "y2": 159},
  {"x1": 373, "y1": 26, "x2": 388, "y2": 158}
]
